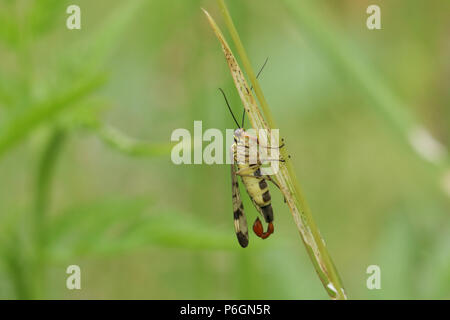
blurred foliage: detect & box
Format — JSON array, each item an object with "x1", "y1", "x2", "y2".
[{"x1": 0, "y1": 0, "x2": 449, "y2": 299}]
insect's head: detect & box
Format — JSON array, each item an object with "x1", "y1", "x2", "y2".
[{"x1": 233, "y1": 128, "x2": 245, "y2": 140}]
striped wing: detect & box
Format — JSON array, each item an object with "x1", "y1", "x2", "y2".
[{"x1": 231, "y1": 163, "x2": 249, "y2": 248}]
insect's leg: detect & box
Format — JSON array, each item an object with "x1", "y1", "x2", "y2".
[
  {"x1": 258, "y1": 139, "x2": 287, "y2": 163},
  {"x1": 258, "y1": 154, "x2": 286, "y2": 164},
  {"x1": 253, "y1": 217, "x2": 274, "y2": 239},
  {"x1": 257, "y1": 138, "x2": 285, "y2": 150},
  {"x1": 265, "y1": 175, "x2": 280, "y2": 189},
  {"x1": 259, "y1": 138, "x2": 286, "y2": 150},
  {"x1": 262, "y1": 158, "x2": 286, "y2": 163},
  {"x1": 241, "y1": 133, "x2": 286, "y2": 160},
  {"x1": 234, "y1": 164, "x2": 260, "y2": 177},
  {"x1": 266, "y1": 177, "x2": 287, "y2": 203},
  {"x1": 237, "y1": 174, "x2": 261, "y2": 178},
  {"x1": 253, "y1": 173, "x2": 287, "y2": 203}
]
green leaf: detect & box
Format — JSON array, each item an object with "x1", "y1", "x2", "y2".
[{"x1": 0, "y1": 74, "x2": 106, "y2": 157}]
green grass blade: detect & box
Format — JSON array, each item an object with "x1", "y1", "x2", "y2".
[{"x1": 204, "y1": 1, "x2": 347, "y2": 299}]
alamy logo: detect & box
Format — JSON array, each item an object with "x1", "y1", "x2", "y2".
[
  {"x1": 366, "y1": 265, "x2": 381, "y2": 290},
  {"x1": 171, "y1": 121, "x2": 281, "y2": 175},
  {"x1": 66, "y1": 5, "x2": 81, "y2": 30},
  {"x1": 66, "y1": 265, "x2": 81, "y2": 290},
  {"x1": 366, "y1": 5, "x2": 381, "y2": 30}
]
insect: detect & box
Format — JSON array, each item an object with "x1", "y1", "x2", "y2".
[{"x1": 219, "y1": 78, "x2": 284, "y2": 248}]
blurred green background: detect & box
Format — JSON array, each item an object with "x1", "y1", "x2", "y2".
[{"x1": 0, "y1": 0, "x2": 449, "y2": 299}]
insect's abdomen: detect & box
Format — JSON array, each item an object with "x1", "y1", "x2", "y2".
[
  {"x1": 240, "y1": 171, "x2": 269, "y2": 206},
  {"x1": 239, "y1": 165, "x2": 274, "y2": 223}
]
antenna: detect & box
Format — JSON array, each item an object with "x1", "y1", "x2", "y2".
[
  {"x1": 241, "y1": 57, "x2": 269, "y2": 128},
  {"x1": 219, "y1": 88, "x2": 240, "y2": 128}
]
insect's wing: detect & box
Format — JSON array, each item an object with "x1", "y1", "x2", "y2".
[{"x1": 231, "y1": 163, "x2": 249, "y2": 248}]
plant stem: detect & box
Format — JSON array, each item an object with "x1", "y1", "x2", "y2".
[
  {"x1": 205, "y1": 1, "x2": 347, "y2": 299},
  {"x1": 93, "y1": 123, "x2": 173, "y2": 157},
  {"x1": 33, "y1": 128, "x2": 66, "y2": 298}
]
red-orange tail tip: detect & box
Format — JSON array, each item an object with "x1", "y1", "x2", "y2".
[{"x1": 253, "y1": 218, "x2": 274, "y2": 239}]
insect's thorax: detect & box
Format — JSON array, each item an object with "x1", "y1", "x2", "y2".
[{"x1": 232, "y1": 132, "x2": 260, "y2": 168}]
